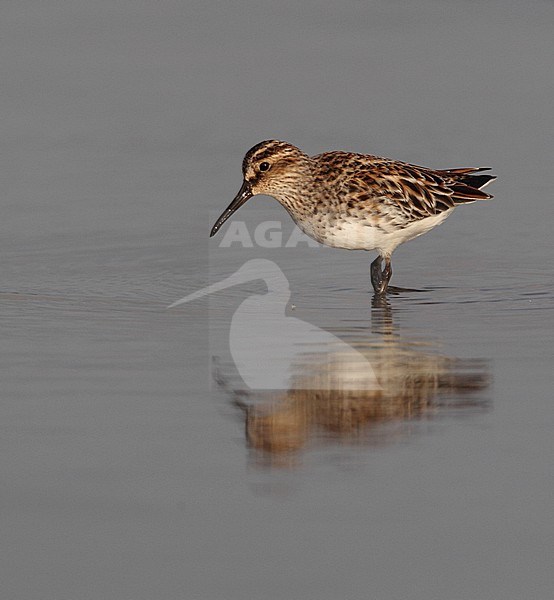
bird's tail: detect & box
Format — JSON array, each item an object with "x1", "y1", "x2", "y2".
[
  {"x1": 443, "y1": 167, "x2": 496, "y2": 189},
  {"x1": 440, "y1": 167, "x2": 496, "y2": 202}
]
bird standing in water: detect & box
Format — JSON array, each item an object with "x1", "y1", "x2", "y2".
[{"x1": 210, "y1": 140, "x2": 495, "y2": 294}]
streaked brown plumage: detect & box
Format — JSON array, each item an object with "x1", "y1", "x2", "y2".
[{"x1": 211, "y1": 140, "x2": 496, "y2": 294}]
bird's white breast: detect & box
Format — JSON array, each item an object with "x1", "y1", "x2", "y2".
[{"x1": 295, "y1": 209, "x2": 454, "y2": 255}]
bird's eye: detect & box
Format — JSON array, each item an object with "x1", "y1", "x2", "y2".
[{"x1": 259, "y1": 162, "x2": 270, "y2": 172}]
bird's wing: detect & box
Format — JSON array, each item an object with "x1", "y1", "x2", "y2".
[{"x1": 334, "y1": 157, "x2": 494, "y2": 222}]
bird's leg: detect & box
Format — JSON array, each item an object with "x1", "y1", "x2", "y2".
[
  {"x1": 370, "y1": 256, "x2": 383, "y2": 293},
  {"x1": 381, "y1": 257, "x2": 392, "y2": 293},
  {"x1": 371, "y1": 255, "x2": 393, "y2": 294}
]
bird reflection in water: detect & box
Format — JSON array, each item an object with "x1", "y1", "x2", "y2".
[
  {"x1": 171, "y1": 259, "x2": 489, "y2": 468},
  {"x1": 219, "y1": 295, "x2": 489, "y2": 468}
]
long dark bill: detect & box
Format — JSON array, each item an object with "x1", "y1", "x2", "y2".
[{"x1": 210, "y1": 180, "x2": 253, "y2": 237}]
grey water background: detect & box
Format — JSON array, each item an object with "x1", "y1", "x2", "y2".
[{"x1": 1, "y1": 1, "x2": 553, "y2": 599}]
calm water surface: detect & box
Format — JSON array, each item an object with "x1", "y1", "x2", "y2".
[{"x1": 1, "y1": 2, "x2": 553, "y2": 599}]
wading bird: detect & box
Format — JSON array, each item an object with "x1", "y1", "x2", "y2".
[{"x1": 210, "y1": 141, "x2": 495, "y2": 294}]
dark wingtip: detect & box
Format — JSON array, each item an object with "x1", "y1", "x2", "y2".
[
  {"x1": 471, "y1": 174, "x2": 496, "y2": 189},
  {"x1": 448, "y1": 169, "x2": 496, "y2": 203}
]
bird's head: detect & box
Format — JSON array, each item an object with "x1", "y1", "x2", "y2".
[{"x1": 210, "y1": 140, "x2": 312, "y2": 237}]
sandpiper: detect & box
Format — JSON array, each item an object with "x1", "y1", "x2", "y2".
[{"x1": 210, "y1": 140, "x2": 495, "y2": 294}]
